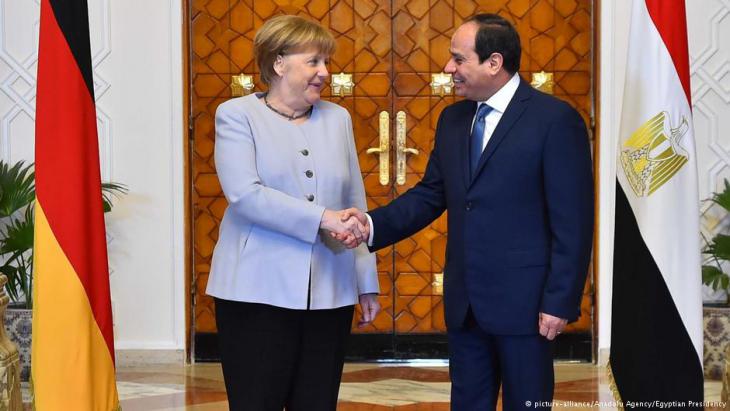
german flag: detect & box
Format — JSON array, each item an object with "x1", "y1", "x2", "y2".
[{"x1": 32, "y1": 0, "x2": 119, "y2": 409}]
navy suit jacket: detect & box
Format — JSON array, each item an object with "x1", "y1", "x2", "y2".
[{"x1": 369, "y1": 79, "x2": 594, "y2": 335}]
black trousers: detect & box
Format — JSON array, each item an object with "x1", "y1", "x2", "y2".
[{"x1": 215, "y1": 298, "x2": 355, "y2": 411}]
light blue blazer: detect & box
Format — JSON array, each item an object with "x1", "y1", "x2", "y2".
[{"x1": 206, "y1": 93, "x2": 379, "y2": 310}]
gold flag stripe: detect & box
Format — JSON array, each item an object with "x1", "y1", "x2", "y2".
[{"x1": 32, "y1": 201, "x2": 120, "y2": 410}]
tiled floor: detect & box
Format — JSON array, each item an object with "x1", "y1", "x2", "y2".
[{"x1": 101, "y1": 362, "x2": 728, "y2": 410}]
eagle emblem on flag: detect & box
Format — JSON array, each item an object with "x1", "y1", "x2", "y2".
[{"x1": 620, "y1": 111, "x2": 689, "y2": 197}]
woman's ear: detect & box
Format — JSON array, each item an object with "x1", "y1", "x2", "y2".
[{"x1": 273, "y1": 54, "x2": 285, "y2": 77}]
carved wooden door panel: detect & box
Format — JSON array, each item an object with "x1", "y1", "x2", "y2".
[
  {"x1": 191, "y1": 0, "x2": 594, "y2": 357},
  {"x1": 388, "y1": 0, "x2": 594, "y2": 338},
  {"x1": 389, "y1": 0, "x2": 454, "y2": 336},
  {"x1": 190, "y1": 0, "x2": 398, "y2": 347},
  {"x1": 325, "y1": 1, "x2": 396, "y2": 336}
]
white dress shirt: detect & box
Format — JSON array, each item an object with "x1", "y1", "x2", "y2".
[
  {"x1": 472, "y1": 72, "x2": 521, "y2": 152},
  {"x1": 365, "y1": 73, "x2": 521, "y2": 246}
]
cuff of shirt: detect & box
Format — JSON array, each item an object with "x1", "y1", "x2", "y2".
[{"x1": 365, "y1": 213, "x2": 374, "y2": 247}]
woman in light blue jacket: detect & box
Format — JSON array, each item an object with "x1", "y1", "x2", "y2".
[{"x1": 205, "y1": 15, "x2": 380, "y2": 411}]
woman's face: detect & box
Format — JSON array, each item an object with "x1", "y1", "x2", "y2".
[{"x1": 273, "y1": 47, "x2": 330, "y2": 106}]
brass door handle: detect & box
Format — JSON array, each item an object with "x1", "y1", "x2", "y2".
[
  {"x1": 366, "y1": 111, "x2": 390, "y2": 185},
  {"x1": 396, "y1": 111, "x2": 418, "y2": 185}
]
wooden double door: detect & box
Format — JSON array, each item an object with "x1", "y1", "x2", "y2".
[{"x1": 191, "y1": 0, "x2": 594, "y2": 359}]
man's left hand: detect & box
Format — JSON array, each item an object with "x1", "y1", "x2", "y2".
[{"x1": 538, "y1": 312, "x2": 567, "y2": 341}]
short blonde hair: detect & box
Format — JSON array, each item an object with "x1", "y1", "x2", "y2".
[{"x1": 254, "y1": 15, "x2": 336, "y2": 86}]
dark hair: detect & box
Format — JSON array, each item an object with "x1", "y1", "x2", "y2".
[{"x1": 466, "y1": 14, "x2": 521, "y2": 74}]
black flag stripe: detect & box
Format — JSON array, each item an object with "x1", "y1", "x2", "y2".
[
  {"x1": 610, "y1": 180, "x2": 703, "y2": 408},
  {"x1": 48, "y1": 0, "x2": 94, "y2": 98}
]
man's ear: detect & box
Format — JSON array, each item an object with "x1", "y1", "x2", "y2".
[{"x1": 487, "y1": 52, "x2": 504, "y2": 73}]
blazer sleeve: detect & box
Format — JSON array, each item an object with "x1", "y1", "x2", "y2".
[
  {"x1": 343, "y1": 112, "x2": 379, "y2": 295},
  {"x1": 368, "y1": 111, "x2": 448, "y2": 251},
  {"x1": 214, "y1": 102, "x2": 325, "y2": 245},
  {"x1": 540, "y1": 106, "x2": 595, "y2": 322}
]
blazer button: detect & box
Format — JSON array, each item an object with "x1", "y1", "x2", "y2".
[
  {"x1": 300, "y1": 149, "x2": 309, "y2": 156},
  {"x1": 305, "y1": 170, "x2": 314, "y2": 178},
  {"x1": 465, "y1": 202, "x2": 472, "y2": 211},
  {"x1": 306, "y1": 194, "x2": 315, "y2": 202}
]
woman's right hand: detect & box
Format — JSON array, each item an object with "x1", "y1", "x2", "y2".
[{"x1": 320, "y1": 209, "x2": 366, "y2": 246}]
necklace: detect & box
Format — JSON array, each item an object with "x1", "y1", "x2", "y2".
[{"x1": 263, "y1": 93, "x2": 312, "y2": 121}]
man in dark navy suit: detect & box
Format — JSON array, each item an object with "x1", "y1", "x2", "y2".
[{"x1": 337, "y1": 14, "x2": 593, "y2": 410}]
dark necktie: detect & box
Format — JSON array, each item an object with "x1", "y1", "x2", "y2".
[{"x1": 471, "y1": 103, "x2": 493, "y2": 176}]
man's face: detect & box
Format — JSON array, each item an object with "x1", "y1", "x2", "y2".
[{"x1": 444, "y1": 22, "x2": 501, "y2": 101}]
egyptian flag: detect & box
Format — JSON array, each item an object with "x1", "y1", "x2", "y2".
[
  {"x1": 609, "y1": 0, "x2": 703, "y2": 407},
  {"x1": 32, "y1": 0, "x2": 119, "y2": 409}
]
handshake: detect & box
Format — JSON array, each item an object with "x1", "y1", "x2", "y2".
[{"x1": 320, "y1": 208, "x2": 369, "y2": 249}]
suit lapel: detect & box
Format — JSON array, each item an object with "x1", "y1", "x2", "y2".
[
  {"x1": 469, "y1": 80, "x2": 533, "y2": 188},
  {"x1": 456, "y1": 100, "x2": 477, "y2": 190}
]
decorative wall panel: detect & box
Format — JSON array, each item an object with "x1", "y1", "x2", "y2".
[
  {"x1": 1, "y1": 0, "x2": 188, "y2": 352},
  {"x1": 687, "y1": 2, "x2": 730, "y2": 302},
  {"x1": 0, "y1": 0, "x2": 116, "y2": 279},
  {"x1": 0, "y1": 0, "x2": 113, "y2": 179}
]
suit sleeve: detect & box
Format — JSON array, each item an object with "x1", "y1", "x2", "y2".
[
  {"x1": 540, "y1": 106, "x2": 595, "y2": 322},
  {"x1": 368, "y1": 112, "x2": 448, "y2": 251},
  {"x1": 214, "y1": 102, "x2": 325, "y2": 244},
  {"x1": 343, "y1": 112, "x2": 379, "y2": 295}
]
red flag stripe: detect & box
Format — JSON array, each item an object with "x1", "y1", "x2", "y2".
[
  {"x1": 645, "y1": 0, "x2": 692, "y2": 105},
  {"x1": 35, "y1": 0, "x2": 114, "y2": 356}
]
